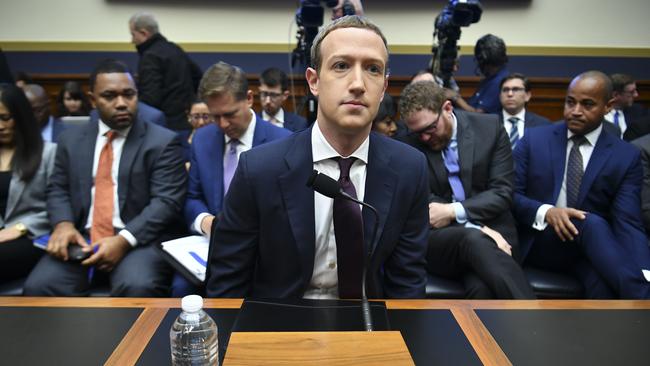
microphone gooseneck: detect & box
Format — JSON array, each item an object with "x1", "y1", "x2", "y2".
[{"x1": 306, "y1": 170, "x2": 380, "y2": 331}]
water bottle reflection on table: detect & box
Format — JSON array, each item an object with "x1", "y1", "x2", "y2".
[{"x1": 170, "y1": 295, "x2": 219, "y2": 365}]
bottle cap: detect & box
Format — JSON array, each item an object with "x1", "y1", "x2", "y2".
[{"x1": 181, "y1": 295, "x2": 203, "y2": 313}]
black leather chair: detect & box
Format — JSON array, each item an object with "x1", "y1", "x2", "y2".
[
  {"x1": 0, "y1": 277, "x2": 111, "y2": 297},
  {"x1": 524, "y1": 266, "x2": 584, "y2": 299},
  {"x1": 425, "y1": 267, "x2": 585, "y2": 299}
]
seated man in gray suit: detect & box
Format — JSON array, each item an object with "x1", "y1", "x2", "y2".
[
  {"x1": 498, "y1": 73, "x2": 550, "y2": 149},
  {"x1": 399, "y1": 80, "x2": 534, "y2": 299},
  {"x1": 24, "y1": 59, "x2": 187, "y2": 297}
]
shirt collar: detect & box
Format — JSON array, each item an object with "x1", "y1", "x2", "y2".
[
  {"x1": 502, "y1": 108, "x2": 526, "y2": 123},
  {"x1": 311, "y1": 121, "x2": 369, "y2": 164},
  {"x1": 262, "y1": 108, "x2": 284, "y2": 123},
  {"x1": 450, "y1": 112, "x2": 458, "y2": 141},
  {"x1": 225, "y1": 108, "x2": 256, "y2": 148},
  {"x1": 567, "y1": 121, "x2": 602, "y2": 146},
  {"x1": 97, "y1": 119, "x2": 131, "y2": 138}
]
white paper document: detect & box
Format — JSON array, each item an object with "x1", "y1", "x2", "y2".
[{"x1": 161, "y1": 235, "x2": 209, "y2": 282}]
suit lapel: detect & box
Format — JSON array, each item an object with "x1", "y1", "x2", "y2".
[
  {"x1": 211, "y1": 128, "x2": 225, "y2": 205},
  {"x1": 550, "y1": 123, "x2": 568, "y2": 201},
  {"x1": 278, "y1": 129, "x2": 316, "y2": 277},
  {"x1": 364, "y1": 134, "x2": 397, "y2": 258},
  {"x1": 456, "y1": 115, "x2": 474, "y2": 196},
  {"x1": 118, "y1": 119, "x2": 145, "y2": 211},
  {"x1": 4, "y1": 173, "x2": 25, "y2": 221},
  {"x1": 577, "y1": 127, "x2": 613, "y2": 206},
  {"x1": 252, "y1": 118, "x2": 269, "y2": 147},
  {"x1": 80, "y1": 121, "x2": 98, "y2": 213}
]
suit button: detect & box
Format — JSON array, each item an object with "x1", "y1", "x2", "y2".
[{"x1": 329, "y1": 261, "x2": 336, "y2": 269}]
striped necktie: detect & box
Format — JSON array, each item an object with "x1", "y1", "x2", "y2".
[{"x1": 508, "y1": 117, "x2": 519, "y2": 148}]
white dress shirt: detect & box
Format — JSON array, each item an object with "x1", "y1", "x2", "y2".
[
  {"x1": 192, "y1": 110, "x2": 257, "y2": 234},
  {"x1": 41, "y1": 116, "x2": 55, "y2": 142},
  {"x1": 303, "y1": 121, "x2": 369, "y2": 299},
  {"x1": 262, "y1": 108, "x2": 285, "y2": 128},
  {"x1": 604, "y1": 108, "x2": 627, "y2": 136},
  {"x1": 84, "y1": 120, "x2": 137, "y2": 246},
  {"x1": 502, "y1": 109, "x2": 526, "y2": 139},
  {"x1": 532, "y1": 124, "x2": 602, "y2": 230}
]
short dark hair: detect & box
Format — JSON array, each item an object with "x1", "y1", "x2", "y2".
[
  {"x1": 374, "y1": 93, "x2": 396, "y2": 123},
  {"x1": 499, "y1": 73, "x2": 530, "y2": 92},
  {"x1": 0, "y1": 83, "x2": 43, "y2": 181},
  {"x1": 56, "y1": 81, "x2": 91, "y2": 117},
  {"x1": 610, "y1": 73, "x2": 635, "y2": 93},
  {"x1": 399, "y1": 81, "x2": 446, "y2": 119},
  {"x1": 474, "y1": 34, "x2": 508, "y2": 68},
  {"x1": 89, "y1": 59, "x2": 132, "y2": 91},
  {"x1": 260, "y1": 67, "x2": 289, "y2": 91}
]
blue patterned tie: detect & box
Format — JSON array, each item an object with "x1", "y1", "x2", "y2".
[
  {"x1": 443, "y1": 139, "x2": 465, "y2": 202},
  {"x1": 566, "y1": 135, "x2": 587, "y2": 208},
  {"x1": 508, "y1": 117, "x2": 519, "y2": 148},
  {"x1": 613, "y1": 110, "x2": 620, "y2": 127},
  {"x1": 333, "y1": 157, "x2": 363, "y2": 298}
]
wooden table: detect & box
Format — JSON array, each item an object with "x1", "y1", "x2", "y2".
[{"x1": 0, "y1": 298, "x2": 648, "y2": 366}]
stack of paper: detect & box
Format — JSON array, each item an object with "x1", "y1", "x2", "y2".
[{"x1": 161, "y1": 235, "x2": 209, "y2": 281}]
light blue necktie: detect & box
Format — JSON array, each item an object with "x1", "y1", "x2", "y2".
[
  {"x1": 223, "y1": 139, "x2": 240, "y2": 196},
  {"x1": 443, "y1": 139, "x2": 465, "y2": 202}
]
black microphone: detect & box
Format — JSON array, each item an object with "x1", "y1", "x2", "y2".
[{"x1": 306, "y1": 170, "x2": 380, "y2": 331}]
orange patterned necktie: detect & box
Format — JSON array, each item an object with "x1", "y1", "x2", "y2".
[{"x1": 90, "y1": 131, "x2": 116, "y2": 243}]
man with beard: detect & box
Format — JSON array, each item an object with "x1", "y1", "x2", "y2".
[
  {"x1": 513, "y1": 71, "x2": 650, "y2": 299},
  {"x1": 24, "y1": 59, "x2": 186, "y2": 297},
  {"x1": 399, "y1": 80, "x2": 534, "y2": 299}
]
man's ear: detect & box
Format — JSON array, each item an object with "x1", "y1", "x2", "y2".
[
  {"x1": 245, "y1": 90, "x2": 254, "y2": 108},
  {"x1": 306, "y1": 67, "x2": 319, "y2": 97}
]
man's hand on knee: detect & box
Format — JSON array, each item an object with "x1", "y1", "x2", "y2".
[
  {"x1": 82, "y1": 235, "x2": 131, "y2": 272},
  {"x1": 545, "y1": 207, "x2": 587, "y2": 242},
  {"x1": 47, "y1": 221, "x2": 87, "y2": 261},
  {"x1": 480, "y1": 226, "x2": 512, "y2": 256}
]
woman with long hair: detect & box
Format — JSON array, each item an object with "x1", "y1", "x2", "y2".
[{"x1": 0, "y1": 83, "x2": 56, "y2": 283}]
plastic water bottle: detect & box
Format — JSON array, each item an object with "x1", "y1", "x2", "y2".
[{"x1": 170, "y1": 295, "x2": 219, "y2": 365}]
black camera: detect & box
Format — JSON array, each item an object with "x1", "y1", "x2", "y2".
[{"x1": 432, "y1": 0, "x2": 482, "y2": 87}]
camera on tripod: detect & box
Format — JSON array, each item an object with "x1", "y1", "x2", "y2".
[{"x1": 432, "y1": 0, "x2": 482, "y2": 88}]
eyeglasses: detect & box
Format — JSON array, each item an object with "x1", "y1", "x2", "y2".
[
  {"x1": 500, "y1": 87, "x2": 526, "y2": 94},
  {"x1": 0, "y1": 114, "x2": 12, "y2": 122},
  {"x1": 407, "y1": 107, "x2": 443, "y2": 137},
  {"x1": 259, "y1": 91, "x2": 283, "y2": 100},
  {"x1": 189, "y1": 113, "x2": 214, "y2": 122}
]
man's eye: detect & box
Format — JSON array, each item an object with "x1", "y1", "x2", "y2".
[
  {"x1": 333, "y1": 62, "x2": 348, "y2": 71},
  {"x1": 367, "y1": 65, "x2": 382, "y2": 74}
]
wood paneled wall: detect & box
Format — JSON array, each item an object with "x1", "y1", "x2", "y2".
[{"x1": 33, "y1": 74, "x2": 650, "y2": 122}]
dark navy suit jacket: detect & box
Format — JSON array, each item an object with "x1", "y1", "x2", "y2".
[
  {"x1": 513, "y1": 121, "x2": 648, "y2": 266},
  {"x1": 184, "y1": 118, "x2": 291, "y2": 228},
  {"x1": 205, "y1": 128, "x2": 430, "y2": 299}
]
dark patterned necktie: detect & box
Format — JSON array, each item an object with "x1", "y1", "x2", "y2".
[
  {"x1": 332, "y1": 157, "x2": 363, "y2": 298},
  {"x1": 508, "y1": 117, "x2": 519, "y2": 147},
  {"x1": 566, "y1": 135, "x2": 587, "y2": 208}
]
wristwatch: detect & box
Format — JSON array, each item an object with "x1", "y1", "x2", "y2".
[{"x1": 13, "y1": 223, "x2": 28, "y2": 236}]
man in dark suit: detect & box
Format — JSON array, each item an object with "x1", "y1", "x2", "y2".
[
  {"x1": 399, "y1": 81, "x2": 534, "y2": 299},
  {"x1": 185, "y1": 62, "x2": 291, "y2": 236},
  {"x1": 498, "y1": 73, "x2": 550, "y2": 149},
  {"x1": 23, "y1": 84, "x2": 65, "y2": 142},
  {"x1": 129, "y1": 12, "x2": 202, "y2": 132},
  {"x1": 206, "y1": 16, "x2": 429, "y2": 299},
  {"x1": 605, "y1": 74, "x2": 647, "y2": 139},
  {"x1": 513, "y1": 71, "x2": 650, "y2": 299},
  {"x1": 24, "y1": 59, "x2": 187, "y2": 297},
  {"x1": 257, "y1": 67, "x2": 308, "y2": 132},
  {"x1": 631, "y1": 134, "x2": 650, "y2": 235}
]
